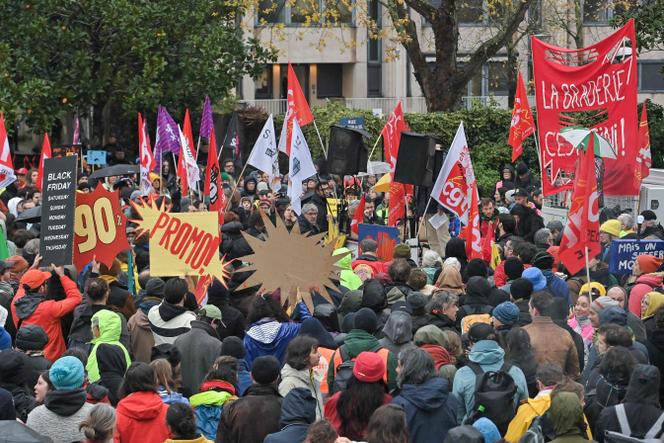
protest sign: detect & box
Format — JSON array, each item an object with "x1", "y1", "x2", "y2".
[
  {"x1": 85, "y1": 150, "x2": 107, "y2": 166},
  {"x1": 358, "y1": 224, "x2": 400, "y2": 262},
  {"x1": 339, "y1": 117, "x2": 365, "y2": 130},
  {"x1": 132, "y1": 200, "x2": 229, "y2": 283},
  {"x1": 609, "y1": 239, "x2": 664, "y2": 275},
  {"x1": 40, "y1": 156, "x2": 78, "y2": 265},
  {"x1": 74, "y1": 184, "x2": 130, "y2": 272}
]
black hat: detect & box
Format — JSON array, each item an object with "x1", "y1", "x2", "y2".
[
  {"x1": 151, "y1": 344, "x2": 181, "y2": 367},
  {"x1": 16, "y1": 324, "x2": 49, "y2": 351},
  {"x1": 353, "y1": 307, "x2": 378, "y2": 334},
  {"x1": 468, "y1": 323, "x2": 496, "y2": 342},
  {"x1": 504, "y1": 257, "x2": 524, "y2": 281},
  {"x1": 145, "y1": 278, "x2": 165, "y2": 298},
  {"x1": 221, "y1": 336, "x2": 246, "y2": 359},
  {"x1": 641, "y1": 210, "x2": 657, "y2": 221},
  {"x1": 407, "y1": 292, "x2": 427, "y2": 313},
  {"x1": 251, "y1": 356, "x2": 281, "y2": 385},
  {"x1": 516, "y1": 162, "x2": 529, "y2": 175},
  {"x1": 532, "y1": 251, "x2": 555, "y2": 271},
  {"x1": 510, "y1": 277, "x2": 534, "y2": 300},
  {"x1": 514, "y1": 188, "x2": 529, "y2": 197}
]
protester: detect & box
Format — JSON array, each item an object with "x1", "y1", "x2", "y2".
[
  {"x1": 264, "y1": 387, "x2": 317, "y2": 443},
  {"x1": 547, "y1": 392, "x2": 591, "y2": 443},
  {"x1": 628, "y1": 254, "x2": 664, "y2": 316},
  {"x1": 148, "y1": 278, "x2": 196, "y2": 345},
  {"x1": 151, "y1": 358, "x2": 188, "y2": 405},
  {"x1": 165, "y1": 402, "x2": 213, "y2": 443},
  {"x1": 79, "y1": 403, "x2": 116, "y2": 443},
  {"x1": 127, "y1": 277, "x2": 164, "y2": 362},
  {"x1": 14, "y1": 324, "x2": 51, "y2": 388},
  {"x1": 279, "y1": 335, "x2": 324, "y2": 419}
]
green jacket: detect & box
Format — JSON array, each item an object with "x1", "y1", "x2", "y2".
[
  {"x1": 327, "y1": 329, "x2": 398, "y2": 391},
  {"x1": 86, "y1": 309, "x2": 131, "y2": 382},
  {"x1": 334, "y1": 247, "x2": 362, "y2": 291}
]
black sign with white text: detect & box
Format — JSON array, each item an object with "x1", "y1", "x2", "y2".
[{"x1": 39, "y1": 155, "x2": 78, "y2": 265}]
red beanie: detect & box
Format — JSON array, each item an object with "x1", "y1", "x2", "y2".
[
  {"x1": 637, "y1": 255, "x2": 663, "y2": 275},
  {"x1": 352, "y1": 352, "x2": 385, "y2": 383}
]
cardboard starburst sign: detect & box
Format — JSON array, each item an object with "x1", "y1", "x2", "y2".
[{"x1": 241, "y1": 212, "x2": 348, "y2": 312}]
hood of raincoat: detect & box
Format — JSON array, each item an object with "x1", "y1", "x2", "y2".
[
  {"x1": 381, "y1": 310, "x2": 413, "y2": 345},
  {"x1": 398, "y1": 376, "x2": 450, "y2": 411},
  {"x1": 624, "y1": 363, "x2": 661, "y2": 407},
  {"x1": 469, "y1": 340, "x2": 505, "y2": 366}
]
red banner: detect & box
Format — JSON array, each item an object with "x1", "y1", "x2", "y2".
[{"x1": 532, "y1": 19, "x2": 638, "y2": 196}]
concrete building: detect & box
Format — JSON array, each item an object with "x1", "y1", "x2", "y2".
[{"x1": 239, "y1": 0, "x2": 664, "y2": 115}]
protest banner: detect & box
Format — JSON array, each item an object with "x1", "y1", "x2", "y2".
[
  {"x1": 358, "y1": 224, "x2": 400, "y2": 262},
  {"x1": 609, "y1": 239, "x2": 664, "y2": 275},
  {"x1": 74, "y1": 184, "x2": 130, "y2": 272},
  {"x1": 532, "y1": 19, "x2": 638, "y2": 196},
  {"x1": 132, "y1": 200, "x2": 229, "y2": 283},
  {"x1": 40, "y1": 156, "x2": 78, "y2": 265}
]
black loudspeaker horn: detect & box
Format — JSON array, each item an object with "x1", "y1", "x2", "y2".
[
  {"x1": 327, "y1": 125, "x2": 368, "y2": 175},
  {"x1": 394, "y1": 132, "x2": 436, "y2": 187}
]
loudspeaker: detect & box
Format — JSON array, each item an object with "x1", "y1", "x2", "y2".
[
  {"x1": 327, "y1": 126, "x2": 368, "y2": 175},
  {"x1": 394, "y1": 132, "x2": 436, "y2": 186}
]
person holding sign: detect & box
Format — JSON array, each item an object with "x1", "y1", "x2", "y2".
[{"x1": 10, "y1": 262, "x2": 82, "y2": 362}]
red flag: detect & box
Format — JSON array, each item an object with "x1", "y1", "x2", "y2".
[
  {"x1": 508, "y1": 72, "x2": 535, "y2": 162},
  {"x1": 466, "y1": 184, "x2": 482, "y2": 260},
  {"x1": 278, "y1": 64, "x2": 314, "y2": 156},
  {"x1": 177, "y1": 110, "x2": 196, "y2": 195},
  {"x1": 558, "y1": 141, "x2": 601, "y2": 275},
  {"x1": 36, "y1": 133, "x2": 52, "y2": 191},
  {"x1": 205, "y1": 129, "x2": 224, "y2": 226},
  {"x1": 388, "y1": 182, "x2": 406, "y2": 227},
  {"x1": 634, "y1": 103, "x2": 651, "y2": 189},
  {"x1": 194, "y1": 276, "x2": 211, "y2": 306},
  {"x1": 351, "y1": 194, "x2": 366, "y2": 235},
  {"x1": 381, "y1": 102, "x2": 408, "y2": 170},
  {"x1": 138, "y1": 113, "x2": 156, "y2": 195}
]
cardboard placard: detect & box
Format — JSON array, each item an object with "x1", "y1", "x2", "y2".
[
  {"x1": 74, "y1": 184, "x2": 130, "y2": 272},
  {"x1": 85, "y1": 150, "x2": 107, "y2": 166},
  {"x1": 40, "y1": 156, "x2": 78, "y2": 265},
  {"x1": 358, "y1": 224, "x2": 400, "y2": 262},
  {"x1": 609, "y1": 239, "x2": 664, "y2": 275},
  {"x1": 132, "y1": 200, "x2": 228, "y2": 283}
]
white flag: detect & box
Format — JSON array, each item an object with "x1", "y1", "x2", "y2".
[
  {"x1": 139, "y1": 117, "x2": 156, "y2": 196},
  {"x1": 430, "y1": 122, "x2": 476, "y2": 225},
  {"x1": 0, "y1": 114, "x2": 15, "y2": 190},
  {"x1": 178, "y1": 125, "x2": 201, "y2": 192},
  {"x1": 247, "y1": 115, "x2": 279, "y2": 180},
  {"x1": 288, "y1": 119, "x2": 317, "y2": 215}
]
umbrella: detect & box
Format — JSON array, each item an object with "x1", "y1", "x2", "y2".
[
  {"x1": 372, "y1": 172, "x2": 392, "y2": 193},
  {"x1": 0, "y1": 420, "x2": 53, "y2": 442},
  {"x1": 15, "y1": 206, "x2": 41, "y2": 223},
  {"x1": 89, "y1": 164, "x2": 139, "y2": 180},
  {"x1": 559, "y1": 127, "x2": 617, "y2": 159},
  {"x1": 361, "y1": 161, "x2": 391, "y2": 176}
]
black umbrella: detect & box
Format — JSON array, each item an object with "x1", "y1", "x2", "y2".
[
  {"x1": 15, "y1": 206, "x2": 41, "y2": 223},
  {"x1": 0, "y1": 420, "x2": 53, "y2": 442},
  {"x1": 89, "y1": 164, "x2": 139, "y2": 180}
]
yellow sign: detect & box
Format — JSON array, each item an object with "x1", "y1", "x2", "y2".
[
  {"x1": 132, "y1": 200, "x2": 229, "y2": 283},
  {"x1": 326, "y1": 198, "x2": 340, "y2": 218}
]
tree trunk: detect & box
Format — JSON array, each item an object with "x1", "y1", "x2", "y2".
[{"x1": 506, "y1": 43, "x2": 519, "y2": 108}]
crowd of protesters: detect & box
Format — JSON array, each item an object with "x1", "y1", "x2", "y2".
[{"x1": 0, "y1": 148, "x2": 663, "y2": 443}]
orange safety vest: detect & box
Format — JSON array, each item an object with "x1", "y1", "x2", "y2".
[
  {"x1": 330, "y1": 346, "x2": 390, "y2": 386},
  {"x1": 315, "y1": 347, "x2": 335, "y2": 395}
]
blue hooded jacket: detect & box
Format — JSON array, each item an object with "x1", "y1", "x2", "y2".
[
  {"x1": 541, "y1": 269, "x2": 571, "y2": 303},
  {"x1": 452, "y1": 339, "x2": 528, "y2": 423},
  {"x1": 243, "y1": 319, "x2": 301, "y2": 368},
  {"x1": 392, "y1": 377, "x2": 459, "y2": 443}
]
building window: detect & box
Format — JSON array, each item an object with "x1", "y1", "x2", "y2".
[
  {"x1": 255, "y1": 67, "x2": 273, "y2": 99},
  {"x1": 639, "y1": 62, "x2": 664, "y2": 92},
  {"x1": 256, "y1": 0, "x2": 354, "y2": 25},
  {"x1": 317, "y1": 64, "x2": 343, "y2": 98},
  {"x1": 583, "y1": 0, "x2": 611, "y2": 23},
  {"x1": 459, "y1": 60, "x2": 509, "y2": 96},
  {"x1": 368, "y1": 64, "x2": 382, "y2": 97}
]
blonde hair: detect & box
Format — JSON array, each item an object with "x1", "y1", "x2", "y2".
[
  {"x1": 150, "y1": 358, "x2": 176, "y2": 393},
  {"x1": 79, "y1": 403, "x2": 115, "y2": 442}
]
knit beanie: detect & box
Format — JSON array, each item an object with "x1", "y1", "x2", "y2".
[
  {"x1": 522, "y1": 267, "x2": 547, "y2": 292},
  {"x1": 466, "y1": 276, "x2": 491, "y2": 299},
  {"x1": 354, "y1": 307, "x2": 378, "y2": 334},
  {"x1": 393, "y1": 244, "x2": 410, "y2": 259},
  {"x1": 492, "y1": 302, "x2": 520, "y2": 326},
  {"x1": 510, "y1": 278, "x2": 533, "y2": 300},
  {"x1": 600, "y1": 219, "x2": 621, "y2": 237},
  {"x1": 15, "y1": 324, "x2": 49, "y2": 351},
  {"x1": 50, "y1": 356, "x2": 85, "y2": 390},
  {"x1": 532, "y1": 251, "x2": 555, "y2": 271},
  {"x1": 221, "y1": 336, "x2": 246, "y2": 359},
  {"x1": 353, "y1": 352, "x2": 385, "y2": 382},
  {"x1": 637, "y1": 255, "x2": 664, "y2": 275},
  {"x1": 590, "y1": 296, "x2": 620, "y2": 314},
  {"x1": 599, "y1": 306, "x2": 628, "y2": 326}
]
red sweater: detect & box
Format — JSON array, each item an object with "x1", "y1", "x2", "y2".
[
  {"x1": 11, "y1": 275, "x2": 82, "y2": 362},
  {"x1": 114, "y1": 391, "x2": 170, "y2": 443}
]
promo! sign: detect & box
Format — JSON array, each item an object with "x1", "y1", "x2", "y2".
[
  {"x1": 40, "y1": 156, "x2": 78, "y2": 265},
  {"x1": 532, "y1": 19, "x2": 638, "y2": 196},
  {"x1": 132, "y1": 200, "x2": 229, "y2": 283},
  {"x1": 73, "y1": 184, "x2": 130, "y2": 272}
]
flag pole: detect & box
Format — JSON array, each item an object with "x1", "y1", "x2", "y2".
[
  {"x1": 366, "y1": 136, "x2": 382, "y2": 173},
  {"x1": 585, "y1": 245, "x2": 592, "y2": 301},
  {"x1": 225, "y1": 162, "x2": 249, "y2": 210},
  {"x1": 312, "y1": 121, "x2": 328, "y2": 159}
]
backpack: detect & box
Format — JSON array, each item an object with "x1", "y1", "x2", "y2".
[
  {"x1": 604, "y1": 404, "x2": 664, "y2": 443},
  {"x1": 331, "y1": 344, "x2": 389, "y2": 394},
  {"x1": 467, "y1": 361, "x2": 517, "y2": 433},
  {"x1": 519, "y1": 415, "x2": 555, "y2": 443},
  {"x1": 459, "y1": 304, "x2": 493, "y2": 334}
]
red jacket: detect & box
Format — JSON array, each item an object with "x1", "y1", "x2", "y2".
[
  {"x1": 351, "y1": 257, "x2": 386, "y2": 280},
  {"x1": 114, "y1": 391, "x2": 170, "y2": 443},
  {"x1": 324, "y1": 391, "x2": 392, "y2": 441},
  {"x1": 11, "y1": 275, "x2": 82, "y2": 362}
]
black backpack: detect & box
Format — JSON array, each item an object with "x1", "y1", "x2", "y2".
[
  {"x1": 467, "y1": 361, "x2": 517, "y2": 433},
  {"x1": 330, "y1": 343, "x2": 384, "y2": 394}
]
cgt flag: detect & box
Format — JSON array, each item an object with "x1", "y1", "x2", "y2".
[
  {"x1": 0, "y1": 114, "x2": 15, "y2": 190},
  {"x1": 380, "y1": 101, "x2": 410, "y2": 227},
  {"x1": 508, "y1": 72, "x2": 535, "y2": 162},
  {"x1": 558, "y1": 140, "x2": 601, "y2": 275},
  {"x1": 278, "y1": 64, "x2": 314, "y2": 156},
  {"x1": 138, "y1": 113, "x2": 156, "y2": 196},
  {"x1": 36, "y1": 133, "x2": 52, "y2": 192},
  {"x1": 287, "y1": 119, "x2": 317, "y2": 215},
  {"x1": 247, "y1": 114, "x2": 279, "y2": 181}
]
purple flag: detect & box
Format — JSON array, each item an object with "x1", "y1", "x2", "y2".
[
  {"x1": 154, "y1": 106, "x2": 181, "y2": 161},
  {"x1": 199, "y1": 96, "x2": 214, "y2": 139}
]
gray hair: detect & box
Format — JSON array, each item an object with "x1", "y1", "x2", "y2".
[
  {"x1": 618, "y1": 213, "x2": 634, "y2": 230},
  {"x1": 534, "y1": 228, "x2": 551, "y2": 247},
  {"x1": 79, "y1": 403, "x2": 116, "y2": 441},
  {"x1": 302, "y1": 203, "x2": 318, "y2": 214},
  {"x1": 397, "y1": 348, "x2": 435, "y2": 387},
  {"x1": 426, "y1": 290, "x2": 458, "y2": 313},
  {"x1": 421, "y1": 249, "x2": 442, "y2": 268}
]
